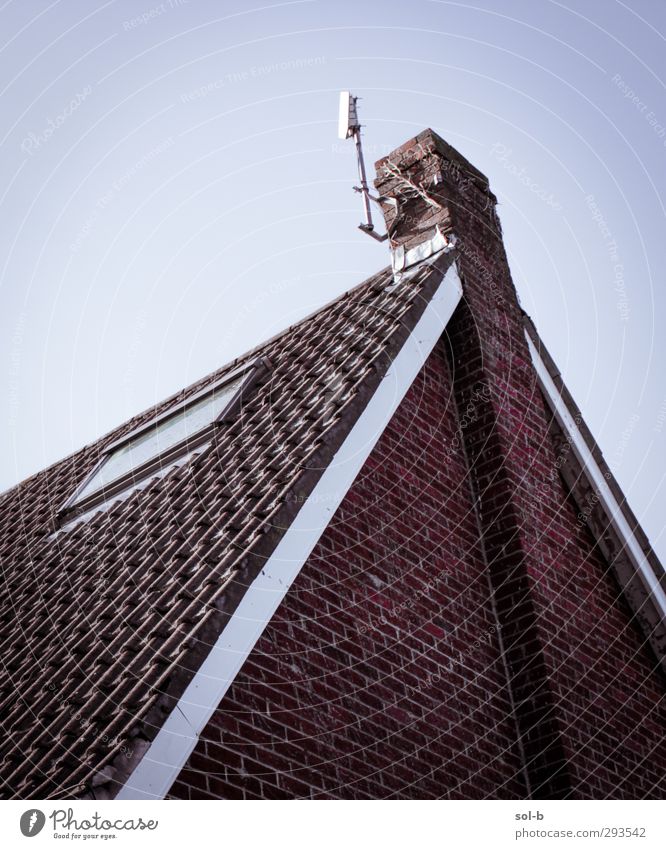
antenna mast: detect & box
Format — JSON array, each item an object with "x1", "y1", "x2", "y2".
[{"x1": 338, "y1": 91, "x2": 387, "y2": 243}]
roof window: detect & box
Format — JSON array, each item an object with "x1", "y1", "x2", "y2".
[{"x1": 59, "y1": 361, "x2": 263, "y2": 523}]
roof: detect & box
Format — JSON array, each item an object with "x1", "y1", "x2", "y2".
[{"x1": 0, "y1": 256, "x2": 455, "y2": 799}]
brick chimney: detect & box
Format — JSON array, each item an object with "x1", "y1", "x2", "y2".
[
  {"x1": 373, "y1": 129, "x2": 505, "y2": 291},
  {"x1": 374, "y1": 128, "x2": 496, "y2": 253}
]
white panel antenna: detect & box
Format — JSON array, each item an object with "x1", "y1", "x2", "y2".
[
  {"x1": 338, "y1": 90, "x2": 360, "y2": 139},
  {"x1": 338, "y1": 91, "x2": 387, "y2": 243}
]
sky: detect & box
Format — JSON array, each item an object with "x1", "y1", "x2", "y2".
[{"x1": 1, "y1": 0, "x2": 665, "y2": 562}]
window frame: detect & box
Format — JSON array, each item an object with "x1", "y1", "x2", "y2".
[{"x1": 58, "y1": 357, "x2": 270, "y2": 522}]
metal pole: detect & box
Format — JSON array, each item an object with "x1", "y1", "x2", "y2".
[{"x1": 354, "y1": 127, "x2": 374, "y2": 231}]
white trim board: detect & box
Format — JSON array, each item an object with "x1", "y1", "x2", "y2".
[
  {"x1": 526, "y1": 333, "x2": 666, "y2": 620},
  {"x1": 116, "y1": 262, "x2": 463, "y2": 800}
]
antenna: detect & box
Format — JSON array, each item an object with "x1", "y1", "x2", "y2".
[{"x1": 338, "y1": 91, "x2": 387, "y2": 243}]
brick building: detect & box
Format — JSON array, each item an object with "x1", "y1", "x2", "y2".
[{"x1": 1, "y1": 130, "x2": 665, "y2": 800}]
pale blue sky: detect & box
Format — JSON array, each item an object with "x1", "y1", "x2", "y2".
[{"x1": 1, "y1": 0, "x2": 665, "y2": 562}]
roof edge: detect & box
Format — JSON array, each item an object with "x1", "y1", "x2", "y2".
[{"x1": 111, "y1": 256, "x2": 463, "y2": 800}]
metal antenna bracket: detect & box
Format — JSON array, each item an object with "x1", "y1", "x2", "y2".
[{"x1": 338, "y1": 91, "x2": 389, "y2": 244}]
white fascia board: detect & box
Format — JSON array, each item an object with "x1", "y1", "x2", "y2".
[
  {"x1": 526, "y1": 333, "x2": 666, "y2": 620},
  {"x1": 116, "y1": 263, "x2": 463, "y2": 800}
]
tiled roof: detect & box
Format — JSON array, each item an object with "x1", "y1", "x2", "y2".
[{"x1": 0, "y1": 261, "x2": 447, "y2": 799}]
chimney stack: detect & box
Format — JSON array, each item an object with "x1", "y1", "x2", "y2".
[{"x1": 373, "y1": 129, "x2": 498, "y2": 273}]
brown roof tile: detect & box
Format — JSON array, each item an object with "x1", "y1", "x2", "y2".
[{"x1": 0, "y1": 260, "x2": 449, "y2": 799}]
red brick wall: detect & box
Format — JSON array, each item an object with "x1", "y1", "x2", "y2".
[
  {"x1": 547, "y1": 485, "x2": 666, "y2": 798},
  {"x1": 169, "y1": 342, "x2": 528, "y2": 799}
]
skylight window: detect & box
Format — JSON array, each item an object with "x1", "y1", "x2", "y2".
[{"x1": 60, "y1": 367, "x2": 251, "y2": 521}]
